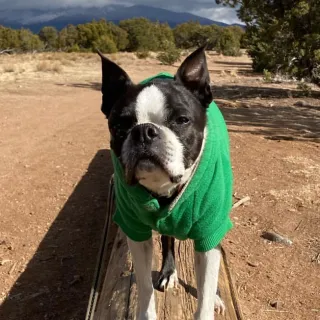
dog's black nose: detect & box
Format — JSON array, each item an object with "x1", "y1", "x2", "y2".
[{"x1": 131, "y1": 123, "x2": 159, "y2": 143}]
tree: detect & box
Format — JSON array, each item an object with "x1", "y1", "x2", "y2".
[
  {"x1": 39, "y1": 26, "x2": 58, "y2": 50},
  {"x1": 199, "y1": 25, "x2": 222, "y2": 50},
  {"x1": 0, "y1": 26, "x2": 43, "y2": 52},
  {"x1": 226, "y1": 26, "x2": 245, "y2": 47},
  {"x1": 108, "y1": 22, "x2": 129, "y2": 51},
  {"x1": 173, "y1": 22, "x2": 232, "y2": 51},
  {"x1": 58, "y1": 24, "x2": 78, "y2": 50},
  {"x1": 76, "y1": 19, "x2": 119, "y2": 52},
  {"x1": 216, "y1": 0, "x2": 320, "y2": 84},
  {"x1": 93, "y1": 35, "x2": 117, "y2": 53},
  {"x1": 157, "y1": 41, "x2": 181, "y2": 65},
  {"x1": 0, "y1": 26, "x2": 20, "y2": 50},
  {"x1": 154, "y1": 22, "x2": 175, "y2": 51},
  {"x1": 174, "y1": 22, "x2": 203, "y2": 49},
  {"x1": 216, "y1": 28, "x2": 241, "y2": 56},
  {"x1": 119, "y1": 18, "x2": 158, "y2": 51},
  {"x1": 19, "y1": 29, "x2": 43, "y2": 52}
]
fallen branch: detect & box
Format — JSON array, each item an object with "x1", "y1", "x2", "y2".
[
  {"x1": 232, "y1": 196, "x2": 251, "y2": 209},
  {"x1": 0, "y1": 49, "x2": 15, "y2": 55},
  {"x1": 8, "y1": 262, "x2": 18, "y2": 275},
  {"x1": 261, "y1": 231, "x2": 293, "y2": 245}
]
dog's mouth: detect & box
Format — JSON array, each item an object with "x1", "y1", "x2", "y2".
[{"x1": 124, "y1": 155, "x2": 182, "y2": 186}]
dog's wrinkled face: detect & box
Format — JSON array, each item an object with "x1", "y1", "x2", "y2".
[{"x1": 99, "y1": 47, "x2": 212, "y2": 196}]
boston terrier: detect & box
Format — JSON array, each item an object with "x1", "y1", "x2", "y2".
[{"x1": 98, "y1": 47, "x2": 233, "y2": 320}]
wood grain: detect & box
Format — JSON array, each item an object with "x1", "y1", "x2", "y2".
[{"x1": 93, "y1": 230, "x2": 243, "y2": 320}]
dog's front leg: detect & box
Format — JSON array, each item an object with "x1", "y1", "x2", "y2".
[
  {"x1": 127, "y1": 237, "x2": 157, "y2": 320},
  {"x1": 194, "y1": 246, "x2": 221, "y2": 320}
]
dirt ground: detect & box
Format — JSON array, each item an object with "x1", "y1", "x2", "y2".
[{"x1": 0, "y1": 52, "x2": 319, "y2": 320}]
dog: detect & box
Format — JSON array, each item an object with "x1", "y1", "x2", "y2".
[{"x1": 98, "y1": 47, "x2": 233, "y2": 320}]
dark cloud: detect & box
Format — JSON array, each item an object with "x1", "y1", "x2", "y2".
[{"x1": 0, "y1": 0, "x2": 240, "y2": 24}]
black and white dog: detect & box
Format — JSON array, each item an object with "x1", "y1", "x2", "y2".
[{"x1": 98, "y1": 47, "x2": 226, "y2": 320}]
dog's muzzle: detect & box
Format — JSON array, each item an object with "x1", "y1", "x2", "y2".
[{"x1": 131, "y1": 123, "x2": 160, "y2": 144}]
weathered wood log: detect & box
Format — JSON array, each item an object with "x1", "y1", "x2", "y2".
[
  {"x1": 0, "y1": 49, "x2": 15, "y2": 55},
  {"x1": 93, "y1": 229, "x2": 243, "y2": 320}
]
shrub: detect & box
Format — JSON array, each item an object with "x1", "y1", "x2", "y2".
[
  {"x1": 67, "y1": 44, "x2": 80, "y2": 53},
  {"x1": 217, "y1": 0, "x2": 320, "y2": 85},
  {"x1": 93, "y1": 35, "x2": 117, "y2": 54},
  {"x1": 263, "y1": 69, "x2": 272, "y2": 83},
  {"x1": 36, "y1": 61, "x2": 63, "y2": 73},
  {"x1": 3, "y1": 65, "x2": 16, "y2": 73},
  {"x1": 297, "y1": 82, "x2": 312, "y2": 96},
  {"x1": 157, "y1": 43, "x2": 181, "y2": 65},
  {"x1": 217, "y1": 29, "x2": 241, "y2": 57},
  {"x1": 135, "y1": 50, "x2": 150, "y2": 59}
]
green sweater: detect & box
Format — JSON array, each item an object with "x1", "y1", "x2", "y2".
[{"x1": 111, "y1": 73, "x2": 233, "y2": 252}]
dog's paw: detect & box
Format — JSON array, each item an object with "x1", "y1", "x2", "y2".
[
  {"x1": 157, "y1": 268, "x2": 179, "y2": 291},
  {"x1": 214, "y1": 294, "x2": 226, "y2": 315}
]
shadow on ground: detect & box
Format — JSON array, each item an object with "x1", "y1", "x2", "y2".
[
  {"x1": 213, "y1": 61, "x2": 252, "y2": 67},
  {"x1": 0, "y1": 149, "x2": 113, "y2": 320},
  {"x1": 211, "y1": 85, "x2": 320, "y2": 142},
  {"x1": 212, "y1": 84, "x2": 320, "y2": 100},
  {"x1": 57, "y1": 82, "x2": 320, "y2": 143},
  {"x1": 56, "y1": 82, "x2": 101, "y2": 91},
  {"x1": 220, "y1": 104, "x2": 319, "y2": 142}
]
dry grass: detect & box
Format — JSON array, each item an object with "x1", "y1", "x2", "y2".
[
  {"x1": 35, "y1": 61, "x2": 63, "y2": 73},
  {"x1": 269, "y1": 155, "x2": 320, "y2": 206},
  {"x1": 60, "y1": 59, "x2": 74, "y2": 67},
  {"x1": 0, "y1": 51, "x2": 260, "y2": 85},
  {"x1": 108, "y1": 53, "x2": 119, "y2": 61},
  {"x1": 119, "y1": 52, "x2": 138, "y2": 61},
  {"x1": 230, "y1": 69, "x2": 239, "y2": 77},
  {"x1": 39, "y1": 52, "x2": 94, "y2": 62},
  {"x1": 3, "y1": 65, "x2": 16, "y2": 73}
]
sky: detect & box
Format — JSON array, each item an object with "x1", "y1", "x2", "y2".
[{"x1": 0, "y1": 0, "x2": 241, "y2": 24}]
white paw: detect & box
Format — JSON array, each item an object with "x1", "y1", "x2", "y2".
[
  {"x1": 158, "y1": 269, "x2": 179, "y2": 290},
  {"x1": 214, "y1": 294, "x2": 226, "y2": 315}
]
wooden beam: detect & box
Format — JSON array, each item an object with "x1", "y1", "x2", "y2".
[{"x1": 93, "y1": 229, "x2": 243, "y2": 320}]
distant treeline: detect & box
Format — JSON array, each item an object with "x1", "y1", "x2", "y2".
[{"x1": 0, "y1": 18, "x2": 245, "y2": 56}]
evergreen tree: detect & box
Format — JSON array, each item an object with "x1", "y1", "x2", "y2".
[
  {"x1": 120, "y1": 18, "x2": 160, "y2": 51},
  {"x1": 217, "y1": 0, "x2": 320, "y2": 84},
  {"x1": 39, "y1": 26, "x2": 58, "y2": 50},
  {"x1": 19, "y1": 28, "x2": 43, "y2": 52}
]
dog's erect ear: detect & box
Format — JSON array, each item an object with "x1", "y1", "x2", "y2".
[
  {"x1": 175, "y1": 46, "x2": 212, "y2": 108},
  {"x1": 97, "y1": 50, "x2": 133, "y2": 118}
]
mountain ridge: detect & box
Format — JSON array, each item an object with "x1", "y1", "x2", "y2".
[{"x1": 0, "y1": 4, "x2": 244, "y2": 32}]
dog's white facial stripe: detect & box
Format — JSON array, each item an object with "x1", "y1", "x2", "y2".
[
  {"x1": 121, "y1": 84, "x2": 188, "y2": 196},
  {"x1": 161, "y1": 126, "x2": 184, "y2": 177},
  {"x1": 136, "y1": 85, "x2": 166, "y2": 125}
]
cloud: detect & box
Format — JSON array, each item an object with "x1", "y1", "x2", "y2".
[
  {"x1": 0, "y1": 0, "x2": 112, "y2": 9},
  {"x1": 192, "y1": 7, "x2": 241, "y2": 24},
  {"x1": 0, "y1": 0, "x2": 227, "y2": 10},
  {"x1": 0, "y1": 0, "x2": 240, "y2": 24}
]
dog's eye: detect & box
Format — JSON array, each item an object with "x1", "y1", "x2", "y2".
[{"x1": 176, "y1": 116, "x2": 190, "y2": 125}]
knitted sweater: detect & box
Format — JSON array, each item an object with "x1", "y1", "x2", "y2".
[{"x1": 111, "y1": 73, "x2": 233, "y2": 252}]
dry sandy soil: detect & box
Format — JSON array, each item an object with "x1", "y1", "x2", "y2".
[{"x1": 0, "y1": 52, "x2": 319, "y2": 320}]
